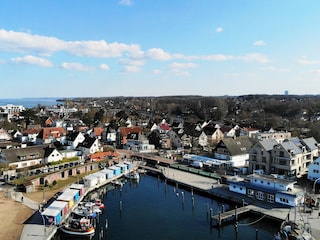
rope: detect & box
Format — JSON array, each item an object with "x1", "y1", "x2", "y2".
[{"x1": 237, "y1": 214, "x2": 267, "y2": 226}]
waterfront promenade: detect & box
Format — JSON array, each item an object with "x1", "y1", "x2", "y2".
[
  {"x1": 159, "y1": 166, "x2": 320, "y2": 238},
  {"x1": 16, "y1": 164, "x2": 320, "y2": 239}
]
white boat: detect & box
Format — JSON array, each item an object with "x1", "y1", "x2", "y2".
[
  {"x1": 72, "y1": 203, "x2": 100, "y2": 218},
  {"x1": 125, "y1": 171, "x2": 140, "y2": 180},
  {"x1": 60, "y1": 217, "x2": 95, "y2": 236},
  {"x1": 277, "y1": 215, "x2": 315, "y2": 240}
]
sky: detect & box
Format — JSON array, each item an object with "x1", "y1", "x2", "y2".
[{"x1": 0, "y1": 0, "x2": 320, "y2": 98}]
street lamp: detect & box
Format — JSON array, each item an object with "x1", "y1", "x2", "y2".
[{"x1": 312, "y1": 177, "x2": 320, "y2": 194}]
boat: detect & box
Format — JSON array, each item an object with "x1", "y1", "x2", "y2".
[
  {"x1": 94, "y1": 198, "x2": 105, "y2": 210},
  {"x1": 72, "y1": 204, "x2": 98, "y2": 219},
  {"x1": 60, "y1": 217, "x2": 95, "y2": 236},
  {"x1": 276, "y1": 217, "x2": 315, "y2": 240},
  {"x1": 125, "y1": 171, "x2": 140, "y2": 180}
]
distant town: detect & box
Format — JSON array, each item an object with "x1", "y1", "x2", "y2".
[{"x1": 1, "y1": 94, "x2": 320, "y2": 211}]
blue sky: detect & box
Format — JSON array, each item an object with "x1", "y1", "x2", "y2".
[{"x1": 1, "y1": 0, "x2": 320, "y2": 98}]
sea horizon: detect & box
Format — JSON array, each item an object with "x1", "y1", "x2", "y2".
[{"x1": 0, "y1": 97, "x2": 63, "y2": 108}]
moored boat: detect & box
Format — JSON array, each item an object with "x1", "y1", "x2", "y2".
[
  {"x1": 60, "y1": 217, "x2": 95, "y2": 236},
  {"x1": 95, "y1": 198, "x2": 105, "y2": 210},
  {"x1": 125, "y1": 171, "x2": 140, "y2": 180},
  {"x1": 277, "y1": 218, "x2": 315, "y2": 240}
]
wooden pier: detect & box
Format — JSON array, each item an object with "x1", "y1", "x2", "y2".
[{"x1": 210, "y1": 206, "x2": 251, "y2": 227}]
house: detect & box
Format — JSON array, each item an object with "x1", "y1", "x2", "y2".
[
  {"x1": 248, "y1": 139, "x2": 278, "y2": 175},
  {"x1": 117, "y1": 126, "x2": 143, "y2": 147},
  {"x1": 307, "y1": 157, "x2": 320, "y2": 181},
  {"x1": 166, "y1": 129, "x2": 183, "y2": 149},
  {"x1": 43, "y1": 146, "x2": 63, "y2": 164},
  {"x1": 249, "y1": 137, "x2": 319, "y2": 178},
  {"x1": 0, "y1": 128, "x2": 12, "y2": 141},
  {"x1": 227, "y1": 174, "x2": 305, "y2": 207},
  {"x1": 213, "y1": 136, "x2": 253, "y2": 167},
  {"x1": 66, "y1": 131, "x2": 85, "y2": 149},
  {"x1": 0, "y1": 145, "x2": 61, "y2": 169},
  {"x1": 250, "y1": 128, "x2": 291, "y2": 143},
  {"x1": 89, "y1": 151, "x2": 120, "y2": 164},
  {"x1": 77, "y1": 135, "x2": 100, "y2": 157},
  {"x1": 0, "y1": 104, "x2": 25, "y2": 121},
  {"x1": 37, "y1": 127, "x2": 67, "y2": 144},
  {"x1": 241, "y1": 127, "x2": 260, "y2": 138},
  {"x1": 21, "y1": 128, "x2": 42, "y2": 144}
]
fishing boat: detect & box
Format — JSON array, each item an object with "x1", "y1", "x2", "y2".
[
  {"x1": 125, "y1": 171, "x2": 140, "y2": 180},
  {"x1": 60, "y1": 217, "x2": 95, "y2": 236}
]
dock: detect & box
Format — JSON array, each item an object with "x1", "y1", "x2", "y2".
[{"x1": 210, "y1": 206, "x2": 251, "y2": 226}]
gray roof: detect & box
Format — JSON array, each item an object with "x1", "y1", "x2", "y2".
[
  {"x1": 220, "y1": 136, "x2": 253, "y2": 156},
  {"x1": 301, "y1": 137, "x2": 319, "y2": 151},
  {"x1": 259, "y1": 139, "x2": 278, "y2": 151},
  {"x1": 281, "y1": 140, "x2": 302, "y2": 155},
  {"x1": 1, "y1": 144, "x2": 54, "y2": 164}
]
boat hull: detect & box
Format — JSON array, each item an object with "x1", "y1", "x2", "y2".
[{"x1": 60, "y1": 226, "x2": 95, "y2": 236}]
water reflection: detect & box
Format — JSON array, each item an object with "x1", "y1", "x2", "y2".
[{"x1": 56, "y1": 173, "x2": 279, "y2": 240}]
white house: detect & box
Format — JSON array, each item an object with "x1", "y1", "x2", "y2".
[
  {"x1": 228, "y1": 174, "x2": 305, "y2": 207},
  {"x1": 308, "y1": 157, "x2": 320, "y2": 181},
  {"x1": 67, "y1": 132, "x2": 86, "y2": 150},
  {"x1": 44, "y1": 148, "x2": 63, "y2": 164}
]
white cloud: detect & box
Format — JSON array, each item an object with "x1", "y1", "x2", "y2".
[
  {"x1": 261, "y1": 66, "x2": 290, "y2": 72},
  {"x1": 145, "y1": 48, "x2": 172, "y2": 60},
  {"x1": 253, "y1": 40, "x2": 266, "y2": 46},
  {"x1": 215, "y1": 27, "x2": 223, "y2": 33},
  {"x1": 153, "y1": 69, "x2": 161, "y2": 74},
  {"x1": 297, "y1": 57, "x2": 320, "y2": 65},
  {"x1": 169, "y1": 62, "x2": 197, "y2": 76},
  {"x1": 119, "y1": 0, "x2": 133, "y2": 6},
  {"x1": 0, "y1": 29, "x2": 66, "y2": 56},
  {"x1": 169, "y1": 62, "x2": 197, "y2": 69},
  {"x1": 0, "y1": 29, "x2": 271, "y2": 68},
  {"x1": 123, "y1": 65, "x2": 139, "y2": 73},
  {"x1": 11, "y1": 55, "x2": 53, "y2": 67},
  {"x1": 119, "y1": 58, "x2": 145, "y2": 66},
  {"x1": 61, "y1": 62, "x2": 91, "y2": 71},
  {"x1": 0, "y1": 29, "x2": 142, "y2": 58},
  {"x1": 237, "y1": 53, "x2": 270, "y2": 63},
  {"x1": 223, "y1": 73, "x2": 240, "y2": 78},
  {"x1": 99, "y1": 64, "x2": 109, "y2": 70}
]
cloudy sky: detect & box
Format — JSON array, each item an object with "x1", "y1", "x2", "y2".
[{"x1": 1, "y1": 0, "x2": 320, "y2": 98}]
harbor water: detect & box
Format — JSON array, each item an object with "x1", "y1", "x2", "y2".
[{"x1": 57, "y1": 173, "x2": 280, "y2": 240}]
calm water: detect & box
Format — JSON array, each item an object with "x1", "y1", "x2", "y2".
[
  {"x1": 0, "y1": 98, "x2": 60, "y2": 108},
  {"x1": 57, "y1": 174, "x2": 279, "y2": 240}
]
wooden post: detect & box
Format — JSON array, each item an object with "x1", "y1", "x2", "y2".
[
  {"x1": 256, "y1": 229, "x2": 258, "y2": 240},
  {"x1": 210, "y1": 208, "x2": 213, "y2": 227},
  {"x1": 235, "y1": 206, "x2": 238, "y2": 221},
  {"x1": 222, "y1": 204, "x2": 225, "y2": 213},
  {"x1": 218, "y1": 211, "x2": 221, "y2": 226}
]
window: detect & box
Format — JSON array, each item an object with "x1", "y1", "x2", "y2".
[
  {"x1": 248, "y1": 189, "x2": 254, "y2": 198},
  {"x1": 256, "y1": 191, "x2": 264, "y2": 200},
  {"x1": 267, "y1": 194, "x2": 274, "y2": 203}
]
